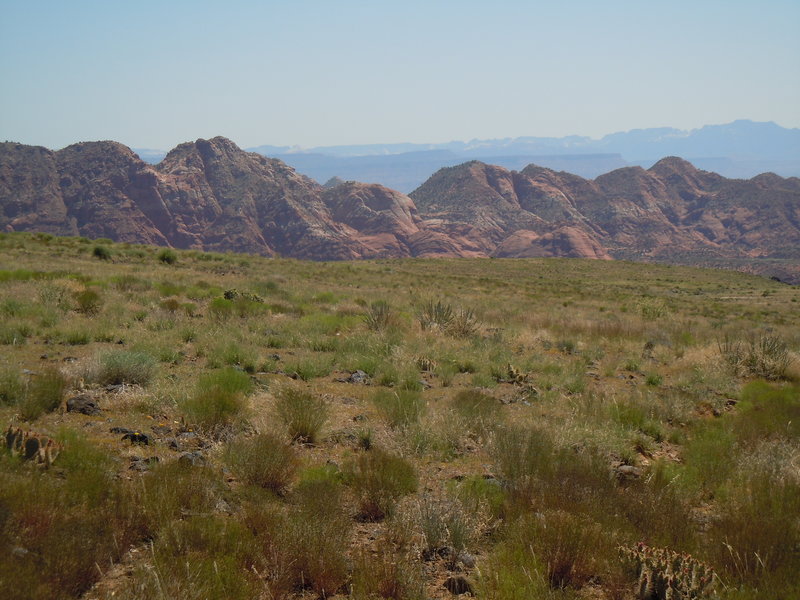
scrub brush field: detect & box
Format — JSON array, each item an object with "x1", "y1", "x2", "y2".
[{"x1": 1, "y1": 232, "x2": 798, "y2": 600}]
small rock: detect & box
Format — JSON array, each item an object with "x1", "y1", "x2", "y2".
[
  {"x1": 165, "y1": 437, "x2": 181, "y2": 451},
  {"x1": 348, "y1": 370, "x2": 369, "y2": 384},
  {"x1": 482, "y1": 474, "x2": 502, "y2": 487},
  {"x1": 179, "y1": 451, "x2": 206, "y2": 466},
  {"x1": 67, "y1": 394, "x2": 101, "y2": 416},
  {"x1": 615, "y1": 464, "x2": 642, "y2": 482},
  {"x1": 129, "y1": 456, "x2": 160, "y2": 471},
  {"x1": 457, "y1": 551, "x2": 477, "y2": 569},
  {"x1": 444, "y1": 576, "x2": 473, "y2": 595},
  {"x1": 105, "y1": 383, "x2": 126, "y2": 393}
]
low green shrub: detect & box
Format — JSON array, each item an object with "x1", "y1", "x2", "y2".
[
  {"x1": 450, "y1": 474, "x2": 506, "y2": 520},
  {"x1": 734, "y1": 380, "x2": 800, "y2": 444},
  {"x1": 157, "y1": 248, "x2": 177, "y2": 264},
  {"x1": 475, "y1": 534, "x2": 552, "y2": 599},
  {"x1": 210, "y1": 341, "x2": 257, "y2": 373},
  {"x1": 611, "y1": 401, "x2": 665, "y2": 442},
  {"x1": 92, "y1": 244, "x2": 111, "y2": 260},
  {"x1": 73, "y1": 288, "x2": 102, "y2": 315},
  {"x1": 180, "y1": 367, "x2": 253, "y2": 430},
  {"x1": 492, "y1": 426, "x2": 617, "y2": 516},
  {"x1": 707, "y1": 446, "x2": 800, "y2": 589},
  {"x1": 209, "y1": 297, "x2": 234, "y2": 319},
  {"x1": 285, "y1": 477, "x2": 351, "y2": 596},
  {"x1": 62, "y1": 329, "x2": 91, "y2": 345}
]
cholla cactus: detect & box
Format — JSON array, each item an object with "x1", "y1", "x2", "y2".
[{"x1": 619, "y1": 542, "x2": 716, "y2": 599}]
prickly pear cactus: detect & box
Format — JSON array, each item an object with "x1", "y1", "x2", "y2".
[{"x1": 619, "y1": 542, "x2": 716, "y2": 599}]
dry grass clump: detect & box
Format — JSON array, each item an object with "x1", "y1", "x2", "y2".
[
  {"x1": 451, "y1": 387, "x2": 500, "y2": 439},
  {"x1": 91, "y1": 349, "x2": 157, "y2": 386},
  {"x1": 350, "y1": 546, "x2": 426, "y2": 600},
  {"x1": 240, "y1": 476, "x2": 351, "y2": 598},
  {"x1": 345, "y1": 447, "x2": 418, "y2": 521},
  {"x1": 224, "y1": 432, "x2": 297, "y2": 495},
  {"x1": 119, "y1": 515, "x2": 262, "y2": 600},
  {"x1": 139, "y1": 460, "x2": 226, "y2": 532},
  {"x1": 18, "y1": 366, "x2": 68, "y2": 421},
  {"x1": 373, "y1": 388, "x2": 425, "y2": 429},
  {"x1": 718, "y1": 333, "x2": 792, "y2": 380},
  {"x1": 0, "y1": 430, "x2": 145, "y2": 600},
  {"x1": 417, "y1": 299, "x2": 480, "y2": 337},
  {"x1": 416, "y1": 496, "x2": 477, "y2": 567},
  {"x1": 0, "y1": 366, "x2": 25, "y2": 405},
  {"x1": 364, "y1": 299, "x2": 393, "y2": 331},
  {"x1": 274, "y1": 386, "x2": 328, "y2": 443}
]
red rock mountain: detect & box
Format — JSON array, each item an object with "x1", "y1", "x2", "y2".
[{"x1": 1, "y1": 138, "x2": 798, "y2": 280}]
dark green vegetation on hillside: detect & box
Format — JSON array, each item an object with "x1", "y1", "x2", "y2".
[{"x1": 1, "y1": 232, "x2": 798, "y2": 599}]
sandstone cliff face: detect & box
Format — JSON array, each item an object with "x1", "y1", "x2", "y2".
[
  {"x1": 493, "y1": 227, "x2": 612, "y2": 260},
  {"x1": 155, "y1": 137, "x2": 358, "y2": 258},
  {"x1": 1, "y1": 138, "x2": 366, "y2": 259},
  {"x1": 0, "y1": 143, "x2": 75, "y2": 236},
  {"x1": 55, "y1": 141, "x2": 172, "y2": 246},
  {"x1": 1, "y1": 139, "x2": 798, "y2": 280},
  {"x1": 321, "y1": 181, "x2": 421, "y2": 257},
  {"x1": 410, "y1": 161, "x2": 550, "y2": 254},
  {"x1": 413, "y1": 157, "x2": 800, "y2": 265}
]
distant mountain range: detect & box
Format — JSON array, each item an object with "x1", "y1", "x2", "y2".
[
  {"x1": 3, "y1": 136, "x2": 799, "y2": 283},
  {"x1": 129, "y1": 120, "x2": 800, "y2": 192}
]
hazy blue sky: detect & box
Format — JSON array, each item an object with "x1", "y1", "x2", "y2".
[{"x1": 1, "y1": 0, "x2": 798, "y2": 150}]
